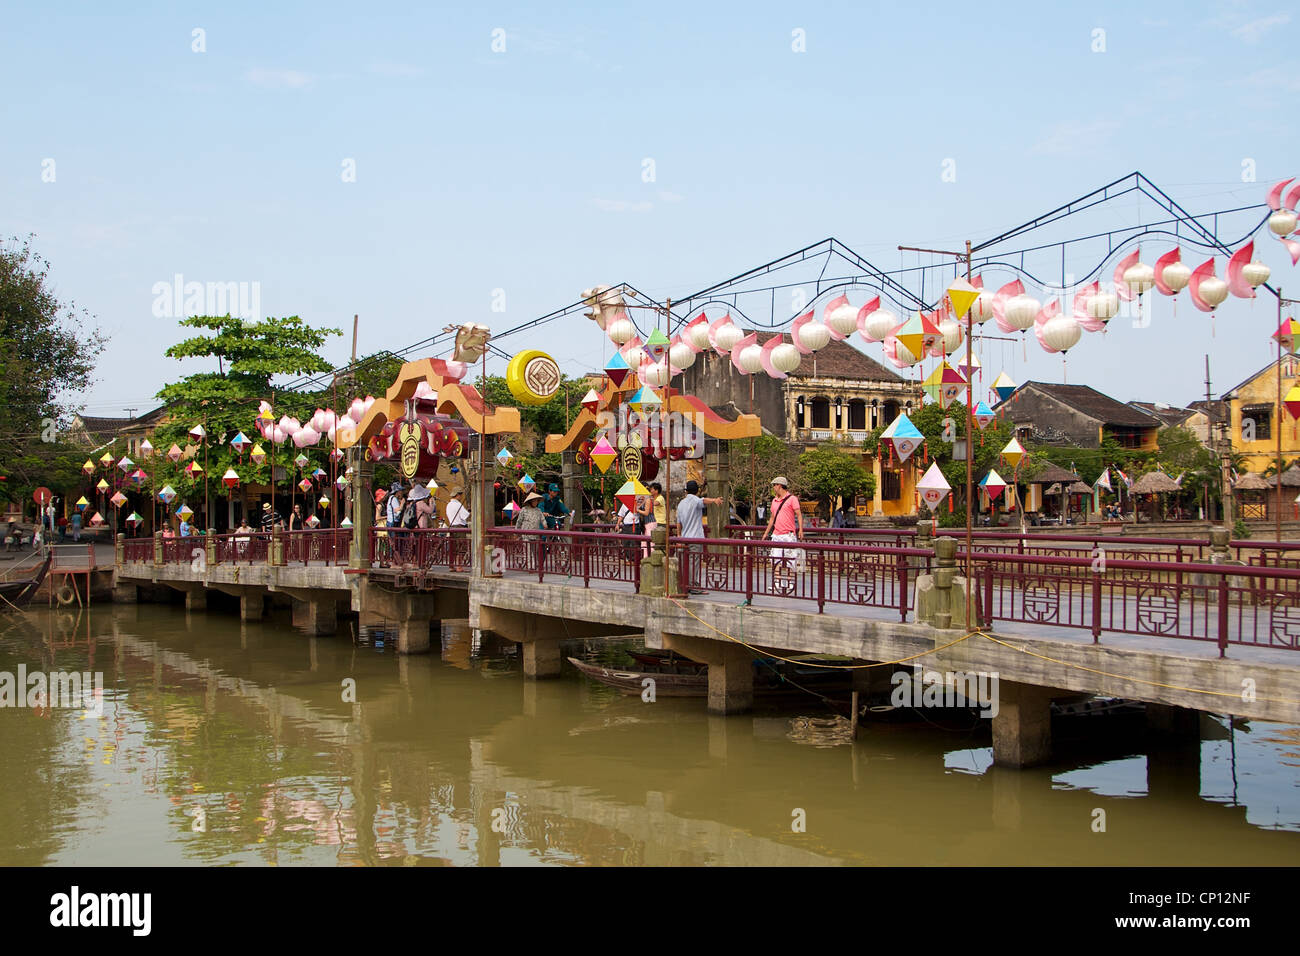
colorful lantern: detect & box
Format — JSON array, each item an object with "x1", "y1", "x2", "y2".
[
  {"x1": 425, "y1": 477, "x2": 439, "y2": 492},
  {"x1": 298, "y1": 478, "x2": 312, "y2": 493},
  {"x1": 306, "y1": 514, "x2": 321, "y2": 528},
  {"x1": 250, "y1": 443, "x2": 266, "y2": 466},
  {"x1": 946, "y1": 278, "x2": 981, "y2": 319},
  {"x1": 1274, "y1": 317, "x2": 1300, "y2": 353},
  {"x1": 189, "y1": 424, "x2": 206, "y2": 440},
  {"x1": 1285, "y1": 385, "x2": 1300, "y2": 422},
  {"x1": 126, "y1": 512, "x2": 143, "y2": 526},
  {"x1": 117, "y1": 456, "x2": 134, "y2": 472},
  {"x1": 294, "y1": 453, "x2": 309, "y2": 470},
  {"x1": 628, "y1": 386, "x2": 661, "y2": 412},
  {"x1": 230, "y1": 431, "x2": 251, "y2": 453},
  {"x1": 222, "y1": 468, "x2": 240, "y2": 489},
  {"x1": 167, "y1": 444, "x2": 183, "y2": 463},
  {"x1": 82, "y1": 459, "x2": 95, "y2": 475},
  {"x1": 643, "y1": 328, "x2": 671, "y2": 362},
  {"x1": 158, "y1": 485, "x2": 177, "y2": 504},
  {"x1": 880, "y1": 414, "x2": 924, "y2": 464},
  {"x1": 980, "y1": 470, "x2": 1007, "y2": 502},
  {"x1": 96, "y1": 478, "x2": 109, "y2": 492},
  {"x1": 1000, "y1": 438, "x2": 1025, "y2": 469},
  {"x1": 340, "y1": 517, "x2": 353, "y2": 529},
  {"x1": 318, "y1": 496, "x2": 330, "y2": 509},
  {"x1": 604, "y1": 352, "x2": 631, "y2": 388},
  {"x1": 75, "y1": 496, "x2": 89, "y2": 511},
  {"x1": 921, "y1": 363, "x2": 966, "y2": 408},
  {"x1": 175, "y1": 503, "x2": 194, "y2": 520},
  {"x1": 917, "y1": 462, "x2": 951, "y2": 511},
  {"x1": 109, "y1": 491, "x2": 128, "y2": 508},
  {"x1": 991, "y1": 372, "x2": 1017, "y2": 404},
  {"x1": 336, "y1": 475, "x2": 348, "y2": 489},
  {"x1": 496, "y1": 447, "x2": 515, "y2": 465},
  {"x1": 89, "y1": 512, "x2": 105, "y2": 527},
  {"x1": 502, "y1": 501, "x2": 519, "y2": 517},
  {"x1": 590, "y1": 435, "x2": 618, "y2": 473},
  {"x1": 99, "y1": 451, "x2": 114, "y2": 467},
  {"x1": 973, "y1": 401, "x2": 996, "y2": 430},
  {"x1": 129, "y1": 468, "x2": 148, "y2": 488},
  {"x1": 518, "y1": 473, "x2": 535, "y2": 493},
  {"x1": 615, "y1": 478, "x2": 650, "y2": 512}
]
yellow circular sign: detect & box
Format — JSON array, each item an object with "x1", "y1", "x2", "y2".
[
  {"x1": 620, "y1": 444, "x2": 642, "y2": 479},
  {"x1": 506, "y1": 350, "x2": 561, "y2": 406}
]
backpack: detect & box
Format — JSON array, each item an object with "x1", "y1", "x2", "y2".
[{"x1": 400, "y1": 500, "x2": 420, "y2": 529}]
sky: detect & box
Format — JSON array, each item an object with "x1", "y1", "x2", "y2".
[{"x1": 4, "y1": 0, "x2": 1299, "y2": 419}]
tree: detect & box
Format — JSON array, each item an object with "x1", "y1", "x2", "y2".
[
  {"x1": 798, "y1": 443, "x2": 875, "y2": 511},
  {"x1": 0, "y1": 235, "x2": 106, "y2": 492},
  {"x1": 151, "y1": 315, "x2": 341, "y2": 527},
  {"x1": 728, "y1": 434, "x2": 804, "y2": 505}
]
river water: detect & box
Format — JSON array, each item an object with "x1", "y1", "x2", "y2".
[{"x1": 1, "y1": 602, "x2": 1297, "y2": 866}]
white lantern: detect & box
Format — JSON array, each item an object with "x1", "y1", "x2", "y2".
[
  {"x1": 687, "y1": 322, "x2": 711, "y2": 351},
  {"x1": 623, "y1": 346, "x2": 646, "y2": 371},
  {"x1": 1003, "y1": 294, "x2": 1040, "y2": 331},
  {"x1": 737, "y1": 344, "x2": 764, "y2": 374},
  {"x1": 862, "y1": 309, "x2": 899, "y2": 342},
  {"x1": 894, "y1": 339, "x2": 919, "y2": 366},
  {"x1": 1160, "y1": 261, "x2": 1191, "y2": 293},
  {"x1": 1269, "y1": 210, "x2": 1298, "y2": 237},
  {"x1": 714, "y1": 324, "x2": 744, "y2": 352},
  {"x1": 797, "y1": 320, "x2": 831, "y2": 352},
  {"x1": 1123, "y1": 261, "x2": 1156, "y2": 294},
  {"x1": 826, "y1": 301, "x2": 859, "y2": 336},
  {"x1": 1199, "y1": 276, "x2": 1229, "y2": 309},
  {"x1": 1243, "y1": 260, "x2": 1271, "y2": 289},
  {"x1": 770, "y1": 343, "x2": 801, "y2": 374},
  {"x1": 938, "y1": 318, "x2": 963, "y2": 354},
  {"x1": 641, "y1": 360, "x2": 671, "y2": 387},
  {"x1": 1041, "y1": 315, "x2": 1082, "y2": 352},
  {"x1": 669, "y1": 341, "x2": 696, "y2": 371},
  {"x1": 971, "y1": 292, "x2": 995, "y2": 325},
  {"x1": 1086, "y1": 291, "x2": 1120, "y2": 321},
  {"x1": 607, "y1": 317, "x2": 636, "y2": 345}
]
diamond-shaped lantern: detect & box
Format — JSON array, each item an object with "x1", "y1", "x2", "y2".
[
  {"x1": 75, "y1": 496, "x2": 89, "y2": 511},
  {"x1": 250, "y1": 443, "x2": 266, "y2": 466},
  {"x1": 230, "y1": 431, "x2": 251, "y2": 454},
  {"x1": 189, "y1": 424, "x2": 206, "y2": 440},
  {"x1": 590, "y1": 435, "x2": 617, "y2": 473},
  {"x1": 117, "y1": 456, "x2": 134, "y2": 473},
  {"x1": 318, "y1": 495, "x2": 330, "y2": 509},
  {"x1": 89, "y1": 512, "x2": 105, "y2": 527},
  {"x1": 167, "y1": 444, "x2": 183, "y2": 463},
  {"x1": 581, "y1": 389, "x2": 601, "y2": 414},
  {"x1": 99, "y1": 451, "x2": 113, "y2": 467},
  {"x1": 615, "y1": 479, "x2": 649, "y2": 512},
  {"x1": 96, "y1": 478, "x2": 109, "y2": 492},
  {"x1": 496, "y1": 447, "x2": 514, "y2": 466},
  {"x1": 298, "y1": 478, "x2": 313, "y2": 493},
  {"x1": 643, "y1": 328, "x2": 671, "y2": 362},
  {"x1": 335, "y1": 475, "x2": 348, "y2": 490},
  {"x1": 126, "y1": 511, "x2": 143, "y2": 526},
  {"x1": 312, "y1": 467, "x2": 326, "y2": 480},
  {"x1": 306, "y1": 514, "x2": 321, "y2": 528},
  {"x1": 139, "y1": 439, "x2": 154, "y2": 457},
  {"x1": 426, "y1": 478, "x2": 439, "y2": 492},
  {"x1": 295, "y1": 454, "x2": 309, "y2": 470},
  {"x1": 158, "y1": 485, "x2": 177, "y2": 504},
  {"x1": 222, "y1": 468, "x2": 240, "y2": 489},
  {"x1": 175, "y1": 503, "x2": 194, "y2": 520},
  {"x1": 110, "y1": 490, "x2": 128, "y2": 508},
  {"x1": 82, "y1": 459, "x2": 95, "y2": 475},
  {"x1": 518, "y1": 473, "x2": 535, "y2": 493},
  {"x1": 340, "y1": 517, "x2": 354, "y2": 529},
  {"x1": 129, "y1": 468, "x2": 148, "y2": 488}
]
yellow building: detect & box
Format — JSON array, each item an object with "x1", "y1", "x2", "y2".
[{"x1": 1223, "y1": 353, "x2": 1300, "y2": 473}]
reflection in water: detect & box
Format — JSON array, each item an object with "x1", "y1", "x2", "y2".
[{"x1": 0, "y1": 603, "x2": 1297, "y2": 865}]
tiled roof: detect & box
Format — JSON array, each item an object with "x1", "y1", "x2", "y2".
[
  {"x1": 1014, "y1": 382, "x2": 1160, "y2": 428},
  {"x1": 1127, "y1": 401, "x2": 1192, "y2": 428},
  {"x1": 747, "y1": 331, "x2": 905, "y2": 383}
]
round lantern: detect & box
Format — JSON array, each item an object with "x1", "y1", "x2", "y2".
[
  {"x1": 862, "y1": 309, "x2": 899, "y2": 343},
  {"x1": 1123, "y1": 261, "x2": 1156, "y2": 294},
  {"x1": 736, "y1": 344, "x2": 764, "y2": 374},
  {"x1": 1160, "y1": 261, "x2": 1191, "y2": 293},
  {"x1": 1243, "y1": 260, "x2": 1271, "y2": 289},
  {"x1": 1086, "y1": 291, "x2": 1120, "y2": 321},
  {"x1": 607, "y1": 316, "x2": 636, "y2": 345},
  {"x1": 895, "y1": 338, "x2": 919, "y2": 366},
  {"x1": 622, "y1": 346, "x2": 646, "y2": 372},
  {"x1": 1041, "y1": 315, "x2": 1082, "y2": 352},
  {"x1": 938, "y1": 318, "x2": 963, "y2": 354},
  {"x1": 1003, "y1": 294, "x2": 1040, "y2": 332},
  {"x1": 714, "y1": 324, "x2": 744, "y2": 352},
  {"x1": 687, "y1": 322, "x2": 711, "y2": 351},
  {"x1": 770, "y1": 343, "x2": 801, "y2": 374},
  {"x1": 971, "y1": 292, "x2": 995, "y2": 325},
  {"x1": 641, "y1": 360, "x2": 672, "y2": 387},
  {"x1": 1269, "y1": 210, "x2": 1298, "y2": 237},
  {"x1": 1198, "y1": 276, "x2": 1229, "y2": 309},
  {"x1": 796, "y1": 320, "x2": 831, "y2": 352},
  {"x1": 669, "y1": 341, "x2": 696, "y2": 371},
  {"x1": 506, "y1": 349, "x2": 563, "y2": 406},
  {"x1": 826, "y1": 301, "x2": 858, "y2": 336}
]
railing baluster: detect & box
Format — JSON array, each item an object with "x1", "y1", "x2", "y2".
[
  {"x1": 1218, "y1": 574, "x2": 1229, "y2": 658},
  {"x1": 1090, "y1": 570, "x2": 1102, "y2": 644},
  {"x1": 817, "y1": 547, "x2": 825, "y2": 613}
]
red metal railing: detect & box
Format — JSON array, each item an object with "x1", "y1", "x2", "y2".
[
  {"x1": 281, "y1": 529, "x2": 352, "y2": 565},
  {"x1": 672, "y1": 535, "x2": 929, "y2": 619},
  {"x1": 212, "y1": 532, "x2": 270, "y2": 564},
  {"x1": 122, "y1": 538, "x2": 153, "y2": 563},
  {"x1": 369, "y1": 528, "x2": 471, "y2": 572},
  {"x1": 486, "y1": 528, "x2": 643, "y2": 589},
  {"x1": 969, "y1": 551, "x2": 1300, "y2": 656}
]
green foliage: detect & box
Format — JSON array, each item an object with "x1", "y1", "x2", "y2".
[
  {"x1": 151, "y1": 315, "x2": 341, "y2": 520},
  {"x1": 0, "y1": 235, "x2": 106, "y2": 486},
  {"x1": 798, "y1": 443, "x2": 875, "y2": 505},
  {"x1": 728, "y1": 434, "x2": 804, "y2": 504},
  {"x1": 1154, "y1": 425, "x2": 1219, "y2": 503},
  {"x1": 1233, "y1": 518, "x2": 1251, "y2": 539}
]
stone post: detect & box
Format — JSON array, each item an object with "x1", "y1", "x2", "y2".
[
  {"x1": 471, "y1": 454, "x2": 493, "y2": 578},
  {"x1": 153, "y1": 530, "x2": 163, "y2": 567},
  {"x1": 271, "y1": 526, "x2": 285, "y2": 566},
  {"x1": 639, "y1": 525, "x2": 675, "y2": 596},
  {"x1": 205, "y1": 536, "x2": 218, "y2": 568},
  {"x1": 348, "y1": 448, "x2": 373, "y2": 571},
  {"x1": 115, "y1": 533, "x2": 124, "y2": 567},
  {"x1": 704, "y1": 438, "x2": 730, "y2": 538},
  {"x1": 932, "y1": 536, "x2": 957, "y2": 630},
  {"x1": 561, "y1": 449, "x2": 583, "y2": 525}
]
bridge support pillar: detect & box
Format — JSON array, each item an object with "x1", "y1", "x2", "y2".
[
  {"x1": 991, "y1": 681, "x2": 1053, "y2": 768},
  {"x1": 660, "y1": 632, "x2": 753, "y2": 715},
  {"x1": 240, "y1": 592, "x2": 265, "y2": 622},
  {"x1": 292, "y1": 596, "x2": 338, "y2": 637},
  {"x1": 1146, "y1": 703, "x2": 1200, "y2": 739},
  {"x1": 112, "y1": 580, "x2": 139, "y2": 604},
  {"x1": 852, "y1": 664, "x2": 896, "y2": 701},
  {"x1": 396, "y1": 617, "x2": 435, "y2": 655},
  {"x1": 521, "y1": 639, "x2": 563, "y2": 680},
  {"x1": 184, "y1": 587, "x2": 206, "y2": 612}
]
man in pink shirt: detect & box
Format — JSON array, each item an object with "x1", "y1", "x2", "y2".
[{"x1": 762, "y1": 476, "x2": 803, "y2": 564}]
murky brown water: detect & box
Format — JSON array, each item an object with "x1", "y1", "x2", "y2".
[{"x1": 1, "y1": 602, "x2": 1297, "y2": 865}]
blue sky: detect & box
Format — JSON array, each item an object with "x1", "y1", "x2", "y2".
[{"x1": 4, "y1": 0, "x2": 1299, "y2": 417}]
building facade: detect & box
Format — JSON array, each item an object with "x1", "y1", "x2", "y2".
[{"x1": 1222, "y1": 353, "x2": 1300, "y2": 474}]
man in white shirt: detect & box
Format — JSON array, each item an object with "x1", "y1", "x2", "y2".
[
  {"x1": 677, "y1": 480, "x2": 722, "y2": 594},
  {"x1": 444, "y1": 488, "x2": 471, "y2": 571}
]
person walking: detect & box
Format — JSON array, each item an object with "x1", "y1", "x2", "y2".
[
  {"x1": 761, "y1": 476, "x2": 803, "y2": 567},
  {"x1": 445, "y1": 489, "x2": 470, "y2": 528},
  {"x1": 288, "y1": 504, "x2": 304, "y2": 531},
  {"x1": 445, "y1": 489, "x2": 470, "y2": 571},
  {"x1": 677, "y1": 480, "x2": 722, "y2": 594},
  {"x1": 70, "y1": 510, "x2": 82, "y2": 542}
]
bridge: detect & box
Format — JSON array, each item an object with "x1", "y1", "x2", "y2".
[{"x1": 110, "y1": 516, "x2": 1300, "y2": 770}]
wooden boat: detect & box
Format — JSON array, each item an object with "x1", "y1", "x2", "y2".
[{"x1": 0, "y1": 552, "x2": 52, "y2": 610}]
